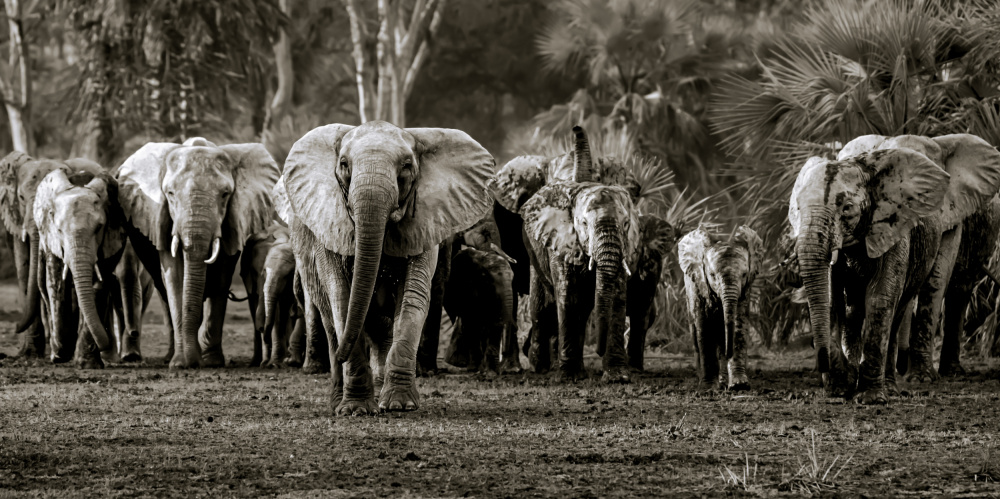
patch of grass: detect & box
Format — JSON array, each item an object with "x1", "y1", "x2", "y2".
[
  {"x1": 719, "y1": 453, "x2": 760, "y2": 492},
  {"x1": 780, "y1": 430, "x2": 852, "y2": 495}
]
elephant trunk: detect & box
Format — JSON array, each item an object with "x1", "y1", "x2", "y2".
[
  {"x1": 15, "y1": 226, "x2": 40, "y2": 333},
  {"x1": 721, "y1": 274, "x2": 741, "y2": 360},
  {"x1": 335, "y1": 171, "x2": 392, "y2": 364},
  {"x1": 796, "y1": 215, "x2": 834, "y2": 375},
  {"x1": 571, "y1": 126, "x2": 595, "y2": 183},
  {"x1": 593, "y1": 222, "x2": 623, "y2": 357},
  {"x1": 179, "y1": 217, "x2": 215, "y2": 365},
  {"x1": 68, "y1": 234, "x2": 110, "y2": 351},
  {"x1": 119, "y1": 262, "x2": 142, "y2": 339},
  {"x1": 263, "y1": 268, "x2": 281, "y2": 334}
]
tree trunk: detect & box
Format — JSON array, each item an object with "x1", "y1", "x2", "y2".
[{"x1": 263, "y1": 0, "x2": 294, "y2": 134}]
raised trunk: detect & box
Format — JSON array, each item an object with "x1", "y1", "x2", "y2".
[
  {"x1": 69, "y1": 237, "x2": 110, "y2": 351},
  {"x1": 571, "y1": 126, "x2": 594, "y2": 183},
  {"x1": 721, "y1": 276, "x2": 740, "y2": 360},
  {"x1": 15, "y1": 226, "x2": 40, "y2": 333},
  {"x1": 334, "y1": 174, "x2": 391, "y2": 364},
  {"x1": 796, "y1": 224, "x2": 833, "y2": 374},
  {"x1": 593, "y1": 224, "x2": 623, "y2": 357}
]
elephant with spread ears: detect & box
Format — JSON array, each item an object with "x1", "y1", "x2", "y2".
[
  {"x1": 836, "y1": 134, "x2": 1000, "y2": 382},
  {"x1": 280, "y1": 120, "x2": 495, "y2": 415},
  {"x1": 117, "y1": 137, "x2": 280, "y2": 368},
  {"x1": 32, "y1": 162, "x2": 125, "y2": 367},
  {"x1": 514, "y1": 126, "x2": 641, "y2": 383},
  {"x1": 678, "y1": 225, "x2": 761, "y2": 390},
  {"x1": 0, "y1": 152, "x2": 76, "y2": 358}
]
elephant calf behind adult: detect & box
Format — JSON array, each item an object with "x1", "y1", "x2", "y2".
[{"x1": 117, "y1": 138, "x2": 279, "y2": 369}]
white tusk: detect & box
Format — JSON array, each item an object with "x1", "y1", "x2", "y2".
[
  {"x1": 94, "y1": 264, "x2": 102, "y2": 282},
  {"x1": 205, "y1": 238, "x2": 221, "y2": 264},
  {"x1": 830, "y1": 249, "x2": 839, "y2": 266},
  {"x1": 62, "y1": 265, "x2": 68, "y2": 281},
  {"x1": 588, "y1": 256, "x2": 594, "y2": 271},
  {"x1": 20, "y1": 228, "x2": 26, "y2": 242},
  {"x1": 171, "y1": 234, "x2": 180, "y2": 258},
  {"x1": 622, "y1": 258, "x2": 631, "y2": 277}
]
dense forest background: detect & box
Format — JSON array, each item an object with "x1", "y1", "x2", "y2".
[{"x1": 3, "y1": 0, "x2": 1000, "y2": 353}]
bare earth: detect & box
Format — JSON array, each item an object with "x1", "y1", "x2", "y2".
[{"x1": 1, "y1": 280, "x2": 1000, "y2": 497}]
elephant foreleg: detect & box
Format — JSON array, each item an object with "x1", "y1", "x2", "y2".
[
  {"x1": 553, "y1": 260, "x2": 593, "y2": 381},
  {"x1": 856, "y1": 242, "x2": 908, "y2": 405},
  {"x1": 527, "y1": 267, "x2": 555, "y2": 373},
  {"x1": 197, "y1": 256, "x2": 238, "y2": 368},
  {"x1": 161, "y1": 253, "x2": 186, "y2": 368},
  {"x1": 626, "y1": 281, "x2": 655, "y2": 372},
  {"x1": 13, "y1": 236, "x2": 45, "y2": 358},
  {"x1": 417, "y1": 241, "x2": 450, "y2": 376},
  {"x1": 909, "y1": 227, "x2": 960, "y2": 382},
  {"x1": 286, "y1": 307, "x2": 305, "y2": 367},
  {"x1": 380, "y1": 246, "x2": 438, "y2": 412},
  {"x1": 692, "y1": 302, "x2": 718, "y2": 387}
]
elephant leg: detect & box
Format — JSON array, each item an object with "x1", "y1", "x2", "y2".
[
  {"x1": 286, "y1": 309, "x2": 305, "y2": 367},
  {"x1": 499, "y1": 322, "x2": 522, "y2": 374},
  {"x1": 198, "y1": 256, "x2": 238, "y2": 367},
  {"x1": 249, "y1": 279, "x2": 264, "y2": 367},
  {"x1": 267, "y1": 299, "x2": 293, "y2": 368},
  {"x1": 303, "y1": 304, "x2": 331, "y2": 374},
  {"x1": 13, "y1": 237, "x2": 45, "y2": 358},
  {"x1": 417, "y1": 243, "x2": 450, "y2": 376},
  {"x1": 895, "y1": 298, "x2": 913, "y2": 375},
  {"x1": 527, "y1": 267, "x2": 554, "y2": 373},
  {"x1": 626, "y1": 300, "x2": 652, "y2": 373},
  {"x1": 336, "y1": 331, "x2": 378, "y2": 416},
  {"x1": 380, "y1": 247, "x2": 438, "y2": 412},
  {"x1": 856, "y1": 244, "x2": 908, "y2": 405},
  {"x1": 727, "y1": 298, "x2": 751, "y2": 391},
  {"x1": 161, "y1": 254, "x2": 188, "y2": 368},
  {"x1": 908, "y1": 228, "x2": 960, "y2": 382},
  {"x1": 939, "y1": 277, "x2": 974, "y2": 377},
  {"x1": 43, "y1": 257, "x2": 70, "y2": 363},
  {"x1": 72, "y1": 285, "x2": 105, "y2": 370},
  {"x1": 554, "y1": 263, "x2": 593, "y2": 382},
  {"x1": 693, "y1": 306, "x2": 718, "y2": 388},
  {"x1": 368, "y1": 314, "x2": 393, "y2": 392},
  {"x1": 156, "y1": 289, "x2": 174, "y2": 365}
]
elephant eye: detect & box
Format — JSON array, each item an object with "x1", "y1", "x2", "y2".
[
  {"x1": 339, "y1": 159, "x2": 348, "y2": 169},
  {"x1": 402, "y1": 159, "x2": 413, "y2": 169}
]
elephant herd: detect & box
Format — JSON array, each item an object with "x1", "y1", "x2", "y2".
[{"x1": 2, "y1": 120, "x2": 998, "y2": 413}]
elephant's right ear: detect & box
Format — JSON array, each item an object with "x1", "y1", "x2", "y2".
[
  {"x1": 931, "y1": 134, "x2": 1000, "y2": 231},
  {"x1": 32, "y1": 169, "x2": 72, "y2": 258},
  {"x1": 521, "y1": 184, "x2": 587, "y2": 266},
  {"x1": 271, "y1": 175, "x2": 293, "y2": 227},
  {"x1": 488, "y1": 155, "x2": 547, "y2": 214},
  {"x1": 863, "y1": 148, "x2": 950, "y2": 258},
  {"x1": 117, "y1": 143, "x2": 181, "y2": 250},
  {"x1": 0, "y1": 151, "x2": 31, "y2": 236},
  {"x1": 837, "y1": 134, "x2": 889, "y2": 160},
  {"x1": 283, "y1": 124, "x2": 355, "y2": 254},
  {"x1": 677, "y1": 227, "x2": 710, "y2": 298}
]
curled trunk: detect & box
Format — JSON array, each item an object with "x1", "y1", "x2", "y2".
[
  {"x1": 334, "y1": 174, "x2": 391, "y2": 364},
  {"x1": 796, "y1": 227, "x2": 833, "y2": 374},
  {"x1": 15, "y1": 227, "x2": 40, "y2": 333},
  {"x1": 69, "y1": 236, "x2": 110, "y2": 351},
  {"x1": 593, "y1": 224, "x2": 623, "y2": 357}
]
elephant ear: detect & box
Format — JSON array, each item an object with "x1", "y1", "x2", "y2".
[
  {"x1": 283, "y1": 124, "x2": 356, "y2": 254},
  {"x1": 488, "y1": 155, "x2": 548, "y2": 213},
  {"x1": 788, "y1": 156, "x2": 830, "y2": 239},
  {"x1": 931, "y1": 134, "x2": 1000, "y2": 231},
  {"x1": 734, "y1": 225, "x2": 763, "y2": 282},
  {"x1": 33, "y1": 169, "x2": 73, "y2": 257},
  {"x1": 384, "y1": 128, "x2": 495, "y2": 257},
  {"x1": 218, "y1": 143, "x2": 281, "y2": 256},
  {"x1": 91, "y1": 171, "x2": 126, "y2": 261},
  {"x1": 861, "y1": 148, "x2": 950, "y2": 258},
  {"x1": 521, "y1": 183, "x2": 587, "y2": 266},
  {"x1": 838, "y1": 134, "x2": 889, "y2": 160},
  {"x1": 637, "y1": 215, "x2": 675, "y2": 281},
  {"x1": 271, "y1": 175, "x2": 294, "y2": 227},
  {"x1": 677, "y1": 226, "x2": 711, "y2": 298},
  {"x1": 0, "y1": 151, "x2": 32, "y2": 235},
  {"x1": 596, "y1": 157, "x2": 642, "y2": 200},
  {"x1": 117, "y1": 142, "x2": 182, "y2": 250}
]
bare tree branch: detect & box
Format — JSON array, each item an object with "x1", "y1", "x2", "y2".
[{"x1": 344, "y1": 0, "x2": 373, "y2": 122}]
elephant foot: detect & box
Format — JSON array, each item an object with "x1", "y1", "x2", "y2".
[
  {"x1": 555, "y1": 366, "x2": 588, "y2": 383},
  {"x1": 727, "y1": 373, "x2": 751, "y2": 392},
  {"x1": 416, "y1": 363, "x2": 440, "y2": 377},
  {"x1": 938, "y1": 361, "x2": 966, "y2": 378},
  {"x1": 284, "y1": 355, "x2": 303, "y2": 368},
  {"x1": 885, "y1": 380, "x2": 901, "y2": 397},
  {"x1": 51, "y1": 353, "x2": 73, "y2": 364},
  {"x1": 264, "y1": 359, "x2": 288, "y2": 369},
  {"x1": 75, "y1": 355, "x2": 105, "y2": 370},
  {"x1": 301, "y1": 361, "x2": 329, "y2": 375},
  {"x1": 249, "y1": 355, "x2": 263, "y2": 368},
  {"x1": 120, "y1": 352, "x2": 143, "y2": 364},
  {"x1": 379, "y1": 372, "x2": 420, "y2": 412},
  {"x1": 601, "y1": 365, "x2": 631, "y2": 384},
  {"x1": 200, "y1": 350, "x2": 226, "y2": 368},
  {"x1": 528, "y1": 343, "x2": 551, "y2": 374},
  {"x1": 499, "y1": 355, "x2": 523, "y2": 374},
  {"x1": 904, "y1": 361, "x2": 940, "y2": 383},
  {"x1": 168, "y1": 352, "x2": 200, "y2": 369},
  {"x1": 336, "y1": 396, "x2": 379, "y2": 416},
  {"x1": 854, "y1": 387, "x2": 888, "y2": 405}
]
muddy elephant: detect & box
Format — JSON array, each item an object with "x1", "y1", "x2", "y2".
[
  {"x1": 0, "y1": 152, "x2": 71, "y2": 357},
  {"x1": 242, "y1": 223, "x2": 298, "y2": 368},
  {"x1": 281, "y1": 121, "x2": 494, "y2": 415},
  {"x1": 837, "y1": 134, "x2": 1000, "y2": 382},
  {"x1": 441, "y1": 246, "x2": 516, "y2": 374},
  {"x1": 32, "y1": 164, "x2": 125, "y2": 368},
  {"x1": 678, "y1": 225, "x2": 761, "y2": 390},
  {"x1": 517, "y1": 127, "x2": 641, "y2": 383},
  {"x1": 791, "y1": 149, "x2": 961, "y2": 404},
  {"x1": 117, "y1": 137, "x2": 280, "y2": 368},
  {"x1": 111, "y1": 238, "x2": 166, "y2": 363}
]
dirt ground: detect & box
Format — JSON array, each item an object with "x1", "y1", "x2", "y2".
[{"x1": 2, "y1": 281, "x2": 1000, "y2": 498}]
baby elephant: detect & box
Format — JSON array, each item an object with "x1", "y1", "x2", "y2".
[{"x1": 678, "y1": 225, "x2": 762, "y2": 391}]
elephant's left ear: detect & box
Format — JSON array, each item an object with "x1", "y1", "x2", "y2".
[
  {"x1": 32, "y1": 170, "x2": 73, "y2": 257},
  {"x1": 522, "y1": 184, "x2": 586, "y2": 265},
  {"x1": 219, "y1": 143, "x2": 281, "y2": 255},
  {"x1": 0, "y1": 151, "x2": 31, "y2": 235},
  {"x1": 384, "y1": 128, "x2": 496, "y2": 257},
  {"x1": 735, "y1": 225, "x2": 763, "y2": 282},
  {"x1": 837, "y1": 134, "x2": 889, "y2": 160},
  {"x1": 931, "y1": 134, "x2": 1000, "y2": 231},
  {"x1": 677, "y1": 227, "x2": 710, "y2": 298},
  {"x1": 863, "y1": 148, "x2": 950, "y2": 258},
  {"x1": 92, "y1": 171, "x2": 126, "y2": 262},
  {"x1": 271, "y1": 176, "x2": 293, "y2": 227}
]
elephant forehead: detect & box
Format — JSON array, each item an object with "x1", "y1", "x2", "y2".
[
  {"x1": 343, "y1": 124, "x2": 413, "y2": 157},
  {"x1": 574, "y1": 184, "x2": 631, "y2": 216},
  {"x1": 54, "y1": 189, "x2": 103, "y2": 218},
  {"x1": 793, "y1": 159, "x2": 865, "y2": 207},
  {"x1": 165, "y1": 147, "x2": 232, "y2": 179},
  {"x1": 878, "y1": 135, "x2": 942, "y2": 164},
  {"x1": 19, "y1": 160, "x2": 62, "y2": 190}
]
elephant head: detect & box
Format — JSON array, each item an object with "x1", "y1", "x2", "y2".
[
  {"x1": 33, "y1": 164, "x2": 125, "y2": 352},
  {"x1": 789, "y1": 149, "x2": 950, "y2": 375},
  {"x1": 0, "y1": 153, "x2": 74, "y2": 332},
  {"x1": 262, "y1": 226, "x2": 295, "y2": 337},
  {"x1": 678, "y1": 225, "x2": 761, "y2": 360},
  {"x1": 282, "y1": 121, "x2": 495, "y2": 364},
  {"x1": 117, "y1": 138, "x2": 280, "y2": 366},
  {"x1": 489, "y1": 155, "x2": 548, "y2": 214}
]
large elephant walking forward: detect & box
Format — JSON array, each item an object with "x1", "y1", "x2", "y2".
[
  {"x1": 117, "y1": 138, "x2": 279, "y2": 368},
  {"x1": 791, "y1": 150, "x2": 954, "y2": 404},
  {"x1": 281, "y1": 121, "x2": 494, "y2": 414}
]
